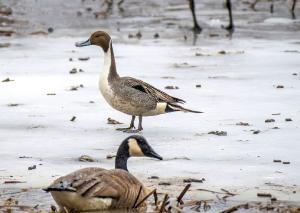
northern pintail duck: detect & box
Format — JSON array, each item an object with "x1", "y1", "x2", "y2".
[
  {"x1": 45, "y1": 135, "x2": 162, "y2": 212},
  {"x1": 76, "y1": 31, "x2": 202, "y2": 132}
]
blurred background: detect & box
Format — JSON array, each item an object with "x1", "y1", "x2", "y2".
[{"x1": 1, "y1": 0, "x2": 299, "y2": 40}]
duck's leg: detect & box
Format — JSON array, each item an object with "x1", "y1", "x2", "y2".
[
  {"x1": 123, "y1": 116, "x2": 143, "y2": 133},
  {"x1": 137, "y1": 115, "x2": 143, "y2": 131},
  {"x1": 222, "y1": 0, "x2": 234, "y2": 31},
  {"x1": 291, "y1": 0, "x2": 297, "y2": 19},
  {"x1": 188, "y1": 0, "x2": 202, "y2": 33},
  {"x1": 250, "y1": 0, "x2": 260, "y2": 11},
  {"x1": 117, "y1": 0, "x2": 124, "y2": 12},
  {"x1": 116, "y1": 115, "x2": 135, "y2": 131}
]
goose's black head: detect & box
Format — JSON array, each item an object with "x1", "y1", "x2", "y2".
[
  {"x1": 126, "y1": 135, "x2": 163, "y2": 160},
  {"x1": 115, "y1": 135, "x2": 163, "y2": 170}
]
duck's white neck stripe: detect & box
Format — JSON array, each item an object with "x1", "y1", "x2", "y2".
[
  {"x1": 102, "y1": 44, "x2": 111, "y2": 80},
  {"x1": 99, "y1": 40, "x2": 114, "y2": 99}
]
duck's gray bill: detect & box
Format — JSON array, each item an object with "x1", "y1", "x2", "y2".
[{"x1": 75, "y1": 39, "x2": 91, "y2": 47}]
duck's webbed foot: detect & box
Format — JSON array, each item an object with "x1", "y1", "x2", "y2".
[
  {"x1": 116, "y1": 115, "x2": 135, "y2": 131},
  {"x1": 222, "y1": 24, "x2": 234, "y2": 31},
  {"x1": 222, "y1": 24, "x2": 234, "y2": 33},
  {"x1": 116, "y1": 126, "x2": 135, "y2": 131},
  {"x1": 122, "y1": 128, "x2": 142, "y2": 133},
  {"x1": 122, "y1": 115, "x2": 143, "y2": 133},
  {"x1": 193, "y1": 25, "x2": 202, "y2": 34}
]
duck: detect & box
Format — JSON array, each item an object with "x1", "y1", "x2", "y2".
[
  {"x1": 75, "y1": 31, "x2": 202, "y2": 133},
  {"x1": 44, "y1": 135, "x2": 162, "y2": 212}
]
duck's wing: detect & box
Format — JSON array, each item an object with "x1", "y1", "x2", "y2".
[{"x1": 120, "y1": 77, "x2": 185, "y2": 104}]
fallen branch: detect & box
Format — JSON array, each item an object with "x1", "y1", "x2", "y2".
[
  {"x1": 220, "y1": 188, "x2": 236, "y2": 196},
  {"x1": 220, "y1": 203, "x2": 248, "y2": 213},
  {"x1": 171, "y1": 205, "x2": 183, "y2": 212},
  {"x1": 196, "y1": 188, "x2": 227, "y2": 194},
  {"x1": 177, "y1": 184, "x2": 191, "y2": 204},
  {"x1": 159, "y1": 194, "x2": 169, "y2": 213},
  {"x1": 134, "y1": 189, "x2": 156, "y2": 208},
  {"x1": 154, "y1": 190, "x2": 158, "y2": 206},
  {"x1": 132, "y1": 186, "x2": 143, "y2": 208},
  {"x1": 257, "y1": 193, "x2": 272, "y2": 197},
  {"x1": 183, "y1": 199, "x2": 213, "y2": 207}
]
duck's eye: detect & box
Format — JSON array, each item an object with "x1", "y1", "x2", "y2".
[{"x1": 95, "y1": 35, "x2": 100, "y2": 38}]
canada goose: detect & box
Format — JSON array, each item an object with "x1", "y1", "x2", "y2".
[
  {"x1": 75, "y1": 31, "x2": 202, "y2": 133},
  {"x1": 44, "y1": 135, "x2": 162, "y2": 212}
]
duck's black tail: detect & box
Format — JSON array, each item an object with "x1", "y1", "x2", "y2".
[{"x1": 166, "y1": 103, "x2": 203, "y2": 113}]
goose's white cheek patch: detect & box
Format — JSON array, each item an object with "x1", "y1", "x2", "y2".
[{"x1": 128, "y1": 138, "x2": 144, "y2": 156}]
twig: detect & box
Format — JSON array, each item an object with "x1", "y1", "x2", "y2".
[
  {"x1": 220, "y1": 188, "x2": 236, "y2": 196},
  {"x1": 177, "y1": 184, "x2": 191, "y2": 204},
  {"x1": 159, "y1": 194, "x2": 169, "y2": 213},
  {"x1": 203, "y1": 201, "x2": 211, "y2": 211},
  {"x1": 216, "y1": 194, "x2": 223, "y2": 202},
  {"x1": 132, "y1": 186, "x2": 143, "y2": 208},
  {"x1": 183, "y1": 199, "x2": 213, "y2": 207},
  {"x1": 154, "y1": 190, "x2": 158, "y2": 206},
  {"x1": 220, "y1": 203, "x2": 248, "y2": 213},
  {"x1": 222, "y1": 195, "x2": 230, "y2": 201},
  {"x1": 196, "y1": 188, "x2": 227, "y2": 194},
  {"x1": 171, "y1": 205, "x2": 183, "y2": 212},
  {"x1": 257, "y1": 193, "x2": 272, "y2": 197},
  {"x1": 134, "y1": 189, "x2": 156, "y2": 208}
]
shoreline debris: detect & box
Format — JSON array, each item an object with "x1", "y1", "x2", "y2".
[
  {"x1": 257, "y1": 193, "x2": 272, "y2": 197},
  {"x1": 1, "y1": 78, "x2": 14, "y2": 82},
  {"x1": 107, "y1": 117, "x2": 123, "y2": 125},
  {"x1": 165, "y1": 85, "x2": 179, "y2": 89},
  {"x1": 265, "y1": 119, "x2": 275, "y2": 123},
  {"x1": 28, "y1": 165, "x2": 36, "y2": 170},
  {"x1": 183, "y1": 178, "x2": 204, "y2": 183},
  {"x1": 79, "y1": 155, "x2": 95, "y2": 162},
  {"x1": 208, "y1": 131, "x2": 227, "y2": 136},
  {"x1": 78, "y1": 57, "x2": 90, "y2": 61},
  {"x1": 236, "y1": 122, "x2": 250, "y2": 126}
]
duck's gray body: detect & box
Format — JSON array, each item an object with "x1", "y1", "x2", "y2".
[
  {"x1": 99, "y1": 42, "x2": 188, "y2": 117},
  {"x1": 77, "y1": 31, "x2": 202, "y2": 132}
]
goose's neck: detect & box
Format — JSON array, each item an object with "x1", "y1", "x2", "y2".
[
  {"x1": 102, "y1": 42, "x2": 119, "y2": 82},
  {"x1": 115, "y1": 142, "x2": 130, "y2": 171}
]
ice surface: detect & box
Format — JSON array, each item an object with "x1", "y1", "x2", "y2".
[{"x1": 0, "y1": 0, "x2": 300, "y2": 211}]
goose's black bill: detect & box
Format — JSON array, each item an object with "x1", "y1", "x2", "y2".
[{"x1": 147, "y1": 150, "x2": 163, "y2": 160}]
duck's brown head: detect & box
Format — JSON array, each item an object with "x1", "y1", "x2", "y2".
[{"x1": 75, "y1": 31, "x2": 111, "y2": 52}]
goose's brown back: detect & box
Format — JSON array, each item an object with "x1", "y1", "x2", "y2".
[{"x1": 48, "y1": 167, "x2": 147, "y2": 210}]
